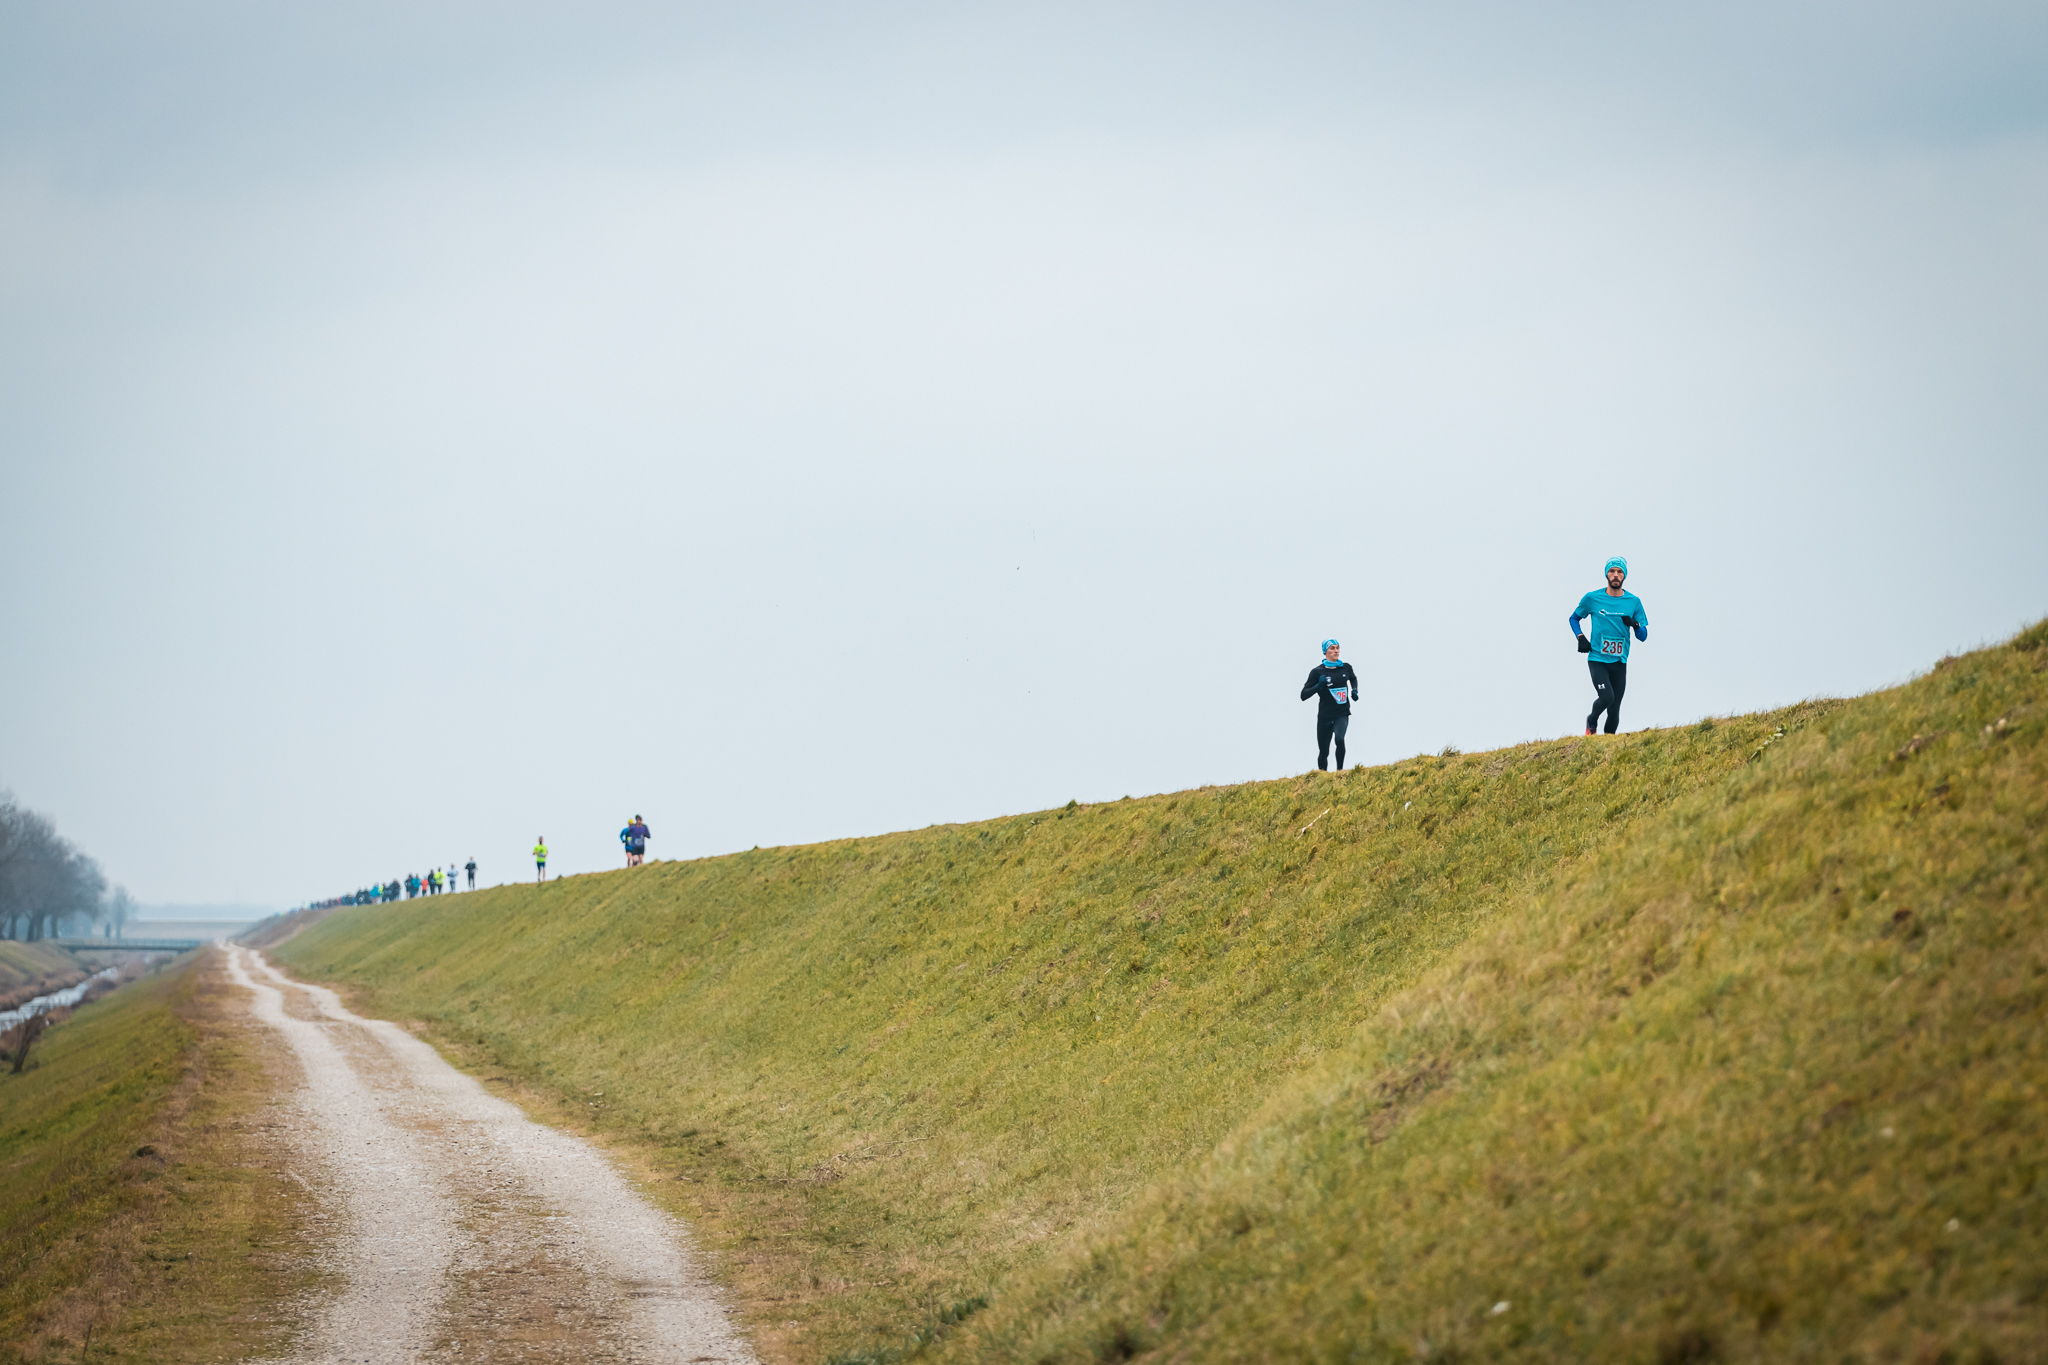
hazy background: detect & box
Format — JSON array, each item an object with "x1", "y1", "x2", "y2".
[{"x1": 3, "y1": 1, "x2": 2044, "y2": 902}]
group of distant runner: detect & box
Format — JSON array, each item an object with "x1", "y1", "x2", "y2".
[
  {"x1": 398, "y1": 863, "x2": 478, "y2": 898},
  {"x1": 526, "y1": 816, "x2": 650, "y2": 883},
  {"x1": 309, "y1": 859, "x2": 478, "y2": 909},
  {"x1": 1301, "y1": 555, "x2": 1649, "y2": 769},
  {"x1": 307, "y1": 819, "x2": 647, "y2": 908}
]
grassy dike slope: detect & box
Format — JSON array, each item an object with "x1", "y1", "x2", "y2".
[
  {"x1": 0, "y1": 941, "x2": 86, "y2": 1006},
  {"x1": 1, "y1": 953, "x2": 317, "y2": 1363},
  {"x1": 1, "y1": 964, "x2": 193, "y2": 1359},
  {"x1": 278, "y1": 626, "x2": 2047, "y2": 1364},
  {"x1": 949, "y1": 628, "x2": 2048, "y2": 1365}
]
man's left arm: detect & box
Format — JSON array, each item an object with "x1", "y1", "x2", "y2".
[{"x1": 1631, "y1": 600, "x2": 1649, "y2": 641}]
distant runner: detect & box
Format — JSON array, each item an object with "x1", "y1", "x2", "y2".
[
  {"x1": 621, "y1": 815, "x2": 651, "y2": 868},
  {"x1": 533, "y1": 838, "x2": 548, "y2": 883},
  {"x1": 1300, "y1": 638, "x2": 1361, "y2": 772},
  {"x1": 1570, "y1": 556, "x2": 1649, "y2": 735},
  {"x1": 465, "y1": 857, "x2": 477, "y2": 891}
]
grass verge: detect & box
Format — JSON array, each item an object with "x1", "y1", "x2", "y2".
[
  {"x1": 0, "y1": 949, "x2": 315, "y2": 1363},
  {"x1": 0, "y1": 943, "x2": 87, "y2": 1011}
]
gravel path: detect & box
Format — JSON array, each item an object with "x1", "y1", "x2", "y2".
[{"x1": 227, "y1": 945, "x2": 757, "y2": 1365}]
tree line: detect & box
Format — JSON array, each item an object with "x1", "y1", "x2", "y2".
[{"x1": 0, "y1": 791, "x2": 131, "y2": 942}]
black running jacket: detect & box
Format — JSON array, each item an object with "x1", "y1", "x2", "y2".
[{"x1": 1301, "y1": 662, "x2": 1360, "y2": 717}]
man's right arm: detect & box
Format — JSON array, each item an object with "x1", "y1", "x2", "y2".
[{"x1": 1301, "y1": 669, "x2": 1321, "y2": 701}]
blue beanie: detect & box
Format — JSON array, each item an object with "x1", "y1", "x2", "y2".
[
  {"x1": 1604, "y1": 556, "x2": 1628, "y2": 579},
  {"x1": 1321, "y1": 638, "x2": 1340, "y2": 654}
]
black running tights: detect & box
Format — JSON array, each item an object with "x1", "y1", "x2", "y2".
[
  {"x1": 1587, "y1": 660, "x2": 1628, "y2": 733},
  {"x1": 1317, "y1": 712, "x2": 1350, "y2": 770}
]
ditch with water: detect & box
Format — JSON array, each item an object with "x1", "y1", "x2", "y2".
[{"x1": 0, "y1": 966, "x2": 122, "y2": 1031}]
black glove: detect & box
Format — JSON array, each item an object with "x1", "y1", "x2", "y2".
[
  {"x1": 1576, "y1": 635, "x2": 1592, "y2": 653},
  {"x1": 1621, "y1": 615, "x2": 1637, "y2": 629}
]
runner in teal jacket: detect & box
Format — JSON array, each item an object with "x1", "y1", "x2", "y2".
[{"x1": 1569, "y1": 556, "x2": 1648, "y2": 733}]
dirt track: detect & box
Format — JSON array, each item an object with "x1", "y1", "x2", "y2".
[{"x1": 226, "y1": 945, "x2": 756, "y2": 1365}]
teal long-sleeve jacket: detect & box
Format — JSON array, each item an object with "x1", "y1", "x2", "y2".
[{"x1": 1571, "y1": 591, "x2": 1648, "y2": 662}]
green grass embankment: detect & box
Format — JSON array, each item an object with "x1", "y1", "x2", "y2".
[
  {"x1": 276, "y1": 628, "x2": 2048, "y2": 1361},
  {"x1": 1, "y1": 961, "x2": 195, "y2": 1358},
  {"x1": 946, "y1": 630, "x2": 2047, "y2": 1364},
  {"x1": 0, "y1": 953, "x2": 315, "y2": 1363},
  {"x1": 0, "y1": 942, "x2": 86, "y2": 1010}
]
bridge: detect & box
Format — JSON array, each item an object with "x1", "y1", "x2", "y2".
[{"x1": 50, "y1": 937, "x2": 207, "y2": 952}]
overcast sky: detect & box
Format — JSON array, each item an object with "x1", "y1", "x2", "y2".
[{"x1": 3, "y1": 2, "x2": 2044, "y2": 905}]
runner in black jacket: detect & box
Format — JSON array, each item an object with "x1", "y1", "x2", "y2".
[{"x1": 1300, "y1": 639, "x2": 1360, "y2": 771}]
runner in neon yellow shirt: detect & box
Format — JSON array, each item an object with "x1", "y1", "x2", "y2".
[{"x1": 533, "y1": 838, "x2": 548, "y2": 883}]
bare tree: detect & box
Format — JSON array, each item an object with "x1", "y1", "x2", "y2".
[
  {"x1": 105, "y1": 885, "x2": 134, "y2": 940},
  {"x1": 0, "y1": 793, "x2": 109, "y2": 942},
  {"x1": 0, "y1": 801, "x2": 57, "y2": 940},
  {"x1": 0, "y1": 795, "x2": 24, "y2": 939},
  {"x1": 8, "y1": 1014, "x2": 48, "y2": 1073}
]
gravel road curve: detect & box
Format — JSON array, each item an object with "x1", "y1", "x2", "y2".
[{"x1": 227, "y1": 944, "x2": 757, "y2": 1365}]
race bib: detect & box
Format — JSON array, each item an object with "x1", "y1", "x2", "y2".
[
  {"x1": 1328, "y1": 686, "x2": 1352, "y2": 704},
  {"x1": 1601, "y1": 638, "x2": 1625, "y2": 656}
]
